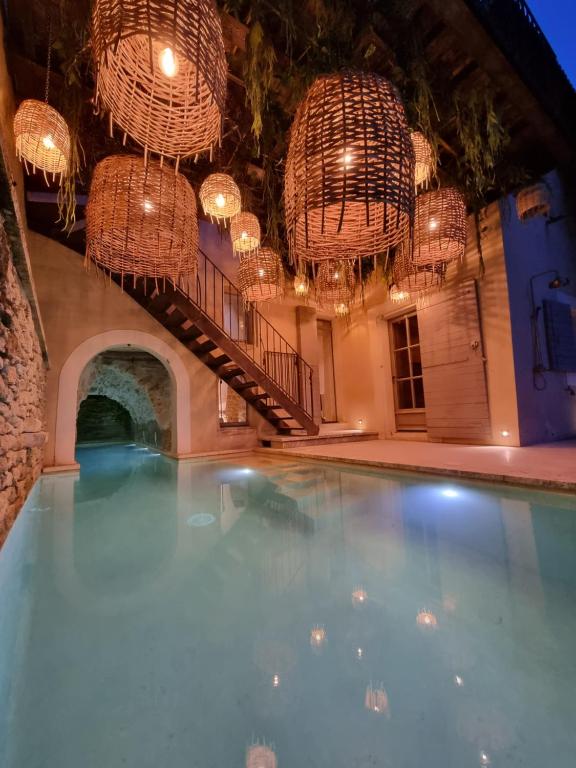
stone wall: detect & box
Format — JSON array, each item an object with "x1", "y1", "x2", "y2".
[{"x1": 0, "y1": 222, "x2": 46, "y2": 545}]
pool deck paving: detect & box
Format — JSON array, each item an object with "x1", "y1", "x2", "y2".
[{"x1": 257, "y1": 438, "x2": 576, "y2": 492}]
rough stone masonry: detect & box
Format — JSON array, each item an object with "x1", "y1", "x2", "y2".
[{"x1": 0, "y1": 221, "x2": 46, "y2": 546}]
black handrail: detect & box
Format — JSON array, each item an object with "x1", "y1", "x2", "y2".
[{"x1": 174, "y1": 248, "x2": 315, "y2": 421}]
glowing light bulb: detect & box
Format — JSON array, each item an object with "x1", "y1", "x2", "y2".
[
  {"x1": 258, "y1": 268, "x2": 265, "y2": 277},
  {"x1": 142, "y1": 199, "x2": 154, "y2": 213},
  {"x1": 501, "y1": 429, "x2": 510, "y2": 437},
  {"x1": 241, "y1": 231, "x2": 248, "y2": 240},
  {"x1": 159, "y1": 47, "x2": 178, "y2": 77},
  {"x1": 341, "y1": 148, "x2": 353, "y2": 168},
  {"x1": 42, "y1": 134, "x2": 55, "y2": 150},
  {"x1": 356, "y1": 647, "x2": 363, "y2": 660},
  {"x1": 272, "y1": 674, "x2": 280, "y2": 688},
  {"x1": 429, "y1": 218, "x2": 439, "y2": 230},
  {"x1": 479, "y1": 751, "x2": 491, "y2": 766},
  {"x1": 215, "y1": 193, "x2": 226, "y2": 209},
  {"x1": 454, "y1": 674, "x2": 464, "y2": 687},
  {"x1": 334, "y1": 272, "x2": 340, "y2": 279}
]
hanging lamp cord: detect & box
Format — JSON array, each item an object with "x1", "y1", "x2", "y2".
[{"x1": 44, "y1": 13, "x2": 52, "y2": 104}]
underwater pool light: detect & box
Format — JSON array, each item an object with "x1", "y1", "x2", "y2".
[{"x1": 441, "y1": 488, "x2": 459, "y2": 498}]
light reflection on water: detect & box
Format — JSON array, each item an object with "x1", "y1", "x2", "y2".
[{"x1": 1, "y1": 444, "x2": 576, "y2": 768}]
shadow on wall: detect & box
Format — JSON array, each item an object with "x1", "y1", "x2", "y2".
[{"x1": 76, "y1": 349, "x2": 173, "y2": 450}]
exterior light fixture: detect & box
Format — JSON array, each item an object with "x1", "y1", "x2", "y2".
[{"x1": 200, "y1": 173, "x2": 241, "y2": 224}]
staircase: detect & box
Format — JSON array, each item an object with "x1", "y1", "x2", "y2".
[{"x1": 111, "y1": 248, "x2": 319, "y2": 437}]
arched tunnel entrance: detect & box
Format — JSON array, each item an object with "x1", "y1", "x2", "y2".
[
  {"x1": 76, "y1": 349, "x2": 173, "y2": 451},
  {"x1": 77, "y1": 395, "x2": 134, "y2": 443}
]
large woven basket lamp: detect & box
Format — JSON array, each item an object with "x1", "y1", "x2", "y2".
[
  {"x1": 411, "y1": 188, "x2": 467, "y2": 267},
  {"x1": 285, "y1": 70, "x2": 414, "y2": 263},
  {"x1": 14, "y1": 100, "x2": 70, "y2": 178},
  {"x1": 316, "y1": 260, "x2": 356, "y2": 315},
  {"x1": 411, "y1": 131, "x2": 434, "y2": 189},
  {"x1": 91, "y1": 0, "x2": 227, "y2": 160},
  {"x1": 86, "y1": 154, "x2": 198, "y2": 283},
  {"x1": 230, "y1": 212, "x2": 261, "y2": 256},
  {"x1": 393, "y1": 239, "x2": 445, "y2": 294},
  {"x1": 200, "y1": 173, "x2": 242, "y2": 224},
  {"x1": 238, "y1": 247, "x2": 284, "y2": 303}
]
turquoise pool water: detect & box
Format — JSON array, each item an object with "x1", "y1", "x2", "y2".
[{"x1": 2, "y1": 444, "x2": 576, "y2": 768}]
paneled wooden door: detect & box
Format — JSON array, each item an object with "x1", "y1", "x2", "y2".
[{"x1": 417, "y1": 279, "x2": 491, "y2": 443}]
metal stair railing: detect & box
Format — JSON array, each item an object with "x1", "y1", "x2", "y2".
[{"x1": 173, "y1": 248, "x2": 315, "y2": 421}]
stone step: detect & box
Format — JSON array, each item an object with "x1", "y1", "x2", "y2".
[{"x1": 264, "y1": 429, "x2": 379, "y2": 449}]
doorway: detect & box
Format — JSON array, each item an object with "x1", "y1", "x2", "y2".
[
  {"x1": 389, "y1": 311, "x2": 426, "y2": 431},
  {"x1": 317, "y1": 319, "x2": 338, "y2": 423}
]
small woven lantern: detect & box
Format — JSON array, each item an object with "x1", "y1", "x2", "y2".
[
  {"x1": 200, "y1": 173, "x2": 241, "y2": 224},
  {"x1": 411, "y1": 131, "x2": 434, "y2": 188},
  {"x1": 411, "y1": 188, "x2": 467, "y2": 267},
  {"x1": 14, "y1": 99, "x2": 70, "y2": 178},
  {"x1": 285, "y1": 70, "x2": 414, "y2": 263},
  {"x1": 389, "y1": 284, "x2": 410, "y2": 303},
  {"x1": 230, "y1": 212, "x2": 261, "y2": 255},
  {"x1": 516, "y1": 183, "x2": 551, "y2": 221},
  {"x1": 393, "y1": 240, "x2": 445, "y2": 294},
  {"x1": 293, "y1": 271, "x2": 310, "y2": 297},
  {"x1": 86, "y1": 154, "x2": 198, "y2": 283},
  {"x1": 91, "y1": 0, "x2": 227, "y2": 159},
  {"x1": 316, "y1": 260, "x2": 356, "y2": 311},
  {"x1": 238, "y1": 247, "x2": 284, "y2": 303}
]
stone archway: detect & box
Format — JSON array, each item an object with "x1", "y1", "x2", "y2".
[{"x1": 54, "y1": 330, "x2": 192, "y2": 467}]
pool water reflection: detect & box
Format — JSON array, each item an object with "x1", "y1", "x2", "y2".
[{"x1": 1, "y1": 444, "x2": 576, "y2": 767}]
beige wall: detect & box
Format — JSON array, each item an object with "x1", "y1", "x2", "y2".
[
  {"x1": 29, "y1": 232, "x2": 257, "y2": 466},
  {"x1": 330, "y1": 203, "x2": 521, "y2": 444}
]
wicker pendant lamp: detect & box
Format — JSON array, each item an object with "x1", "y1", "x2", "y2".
[
  {"x1": 14, "y1": 22, "x2": 70, "y2": 179},
  {"x1": 389, "y1": 284, "x2": 410, "y2": 303},
  {"x1": 230, "y1": 212, "x2": 261, "y2": 255},
  {"x1": 285, "y1": 70, "x2": 414, "y2": 263},
  {"x1": 316, "y1": 260, "x2": 356, "y2": 313},
  {"x1": 86, "y1": 154, "x2": 198, "y2": 283},
  {"x1": 91, "y1": 0, "x2": 227, "y2": 160},
  {"x1": 200, "y1": 173, "x2": 242, "y2": 224},
  {"x1": 393, "y1": 239, "x2": 445, "y2": 293},
  {"x1": 14, "y1": 101, "x2": 70, "y2": 178},
  {"x1": 516, "y1": 183, "x2": 551, "y2": 221},
  {"x1": 293, "y1": 270, "x2": 310, "y2": 297},
  {"x1": 411, "y1": 188, "x2": 467, "y2": 266},
  {"x1": 411, "y1": 131, "x2": 434, "y2": 188},
  {"x1": 238, "y1": 247, "x2": 284, "y2": 303}
]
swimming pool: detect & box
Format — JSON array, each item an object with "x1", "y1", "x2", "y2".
[{"x1": 1, "y1": 444, "x2": 576, "y2": 768}]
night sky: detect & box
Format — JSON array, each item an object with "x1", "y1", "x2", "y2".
[{"x1": 528, "y1": 0, "x2": 576, "y2": 86}]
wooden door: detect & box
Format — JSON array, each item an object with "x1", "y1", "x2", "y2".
[{"x1": 417, "y1": 280, "x2": 491, "y2": 443}]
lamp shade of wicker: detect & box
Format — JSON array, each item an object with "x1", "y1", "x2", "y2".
[
  {"x1": 91, "y1": 0, "x2": 227, "y2": 160},
  {"x1": 285, "y1": 70, "x2": 414, "y2": 263},
  {"x1": 316, "y1": 260, "x2": 355, "y2": 309},
  {"x1": 393, "y1": 239, "x2": 445, "y2": 294},
  {"x1": 200, "y1": 173, "x2": 242, "y2": 224},
  {"x1": 86, "y1": 154, "x2": 198, "y2": 282},
  {"x1": 516, "y1": 183, "x2": 551, "y2": 221},
  {"x1": 389, "y1": 284, "x2": 410, "y2": 303},
  {"x1": 237, "y1": 247, "x2": 284, "y2": 303},
  {"x1": 411, "y1": 188, "x2": 467, "y2": 267},
  {"x1": 230, "y1": 212, "x2": 260, "y2": 255},
  {"x1": 411, "y1": 131, "x2": 434, "y2": 188},
  {"x1": 14, "y1": 99, "x2": 70, "y2": 177},
  {"x1": 293, "y1": 271, "x2": 310, "y2": 297}
]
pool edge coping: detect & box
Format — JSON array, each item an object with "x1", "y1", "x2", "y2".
[{"x1": 254, "y1": 447, "x2": 576, "y2": 494}]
